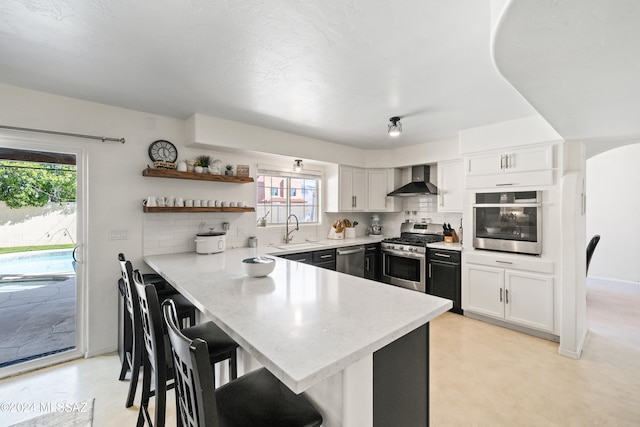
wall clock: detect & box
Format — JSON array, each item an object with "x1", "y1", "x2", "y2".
[{"x1": 148, "y1": 140, "x2": 178, "y2": 163}]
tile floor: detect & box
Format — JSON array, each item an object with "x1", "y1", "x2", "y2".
[
  {"x1": 0, "y1": 277, "x2": 638, "y2": 426},
  {"x1": 0, "y1": 275, "x2": 76, "y2": 367}
]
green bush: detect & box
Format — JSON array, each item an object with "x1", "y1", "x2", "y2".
[{"x1": 0, "y1": 161, "x2": 76, "y2": 208}]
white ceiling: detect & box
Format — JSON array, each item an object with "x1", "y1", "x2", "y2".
[
  {"x1": 493, "y1": 0, "x2": 640, "y2": 157},
  {"x1": 0, "y1": 0, "x2": 537, "y2": 150}
]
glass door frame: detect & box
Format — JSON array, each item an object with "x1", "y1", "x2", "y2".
[{"x1": 0, "y1": 135, "x2": 87, "y2": 378}]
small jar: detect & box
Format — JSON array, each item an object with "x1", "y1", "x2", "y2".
[{"x1": 248, "y1": 236, "x2": 258, "y2": 247}]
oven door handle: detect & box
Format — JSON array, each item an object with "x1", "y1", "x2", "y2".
[{"x1": 382, "y1": 249, "x2": 425, "y2": 260}]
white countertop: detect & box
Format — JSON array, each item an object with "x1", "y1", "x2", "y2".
[
  {"x1": 260, "y1": 235, "x2": 463, "y2": 254},
  {"x1": 426, "y1": 241, "x2": 464, "y2": 251},
  {"x1": 145, "y1": 248, "x2": 451, "y2": 394},
  {"x1": 262, "y1": 235, "x2": 386, "y2": 255}
]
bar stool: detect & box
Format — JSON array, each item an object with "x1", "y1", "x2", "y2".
[
  {"x1": 134, "y1": 270, "x2": 238, "y2": 427},
  {"x1": 163, "y1": 299, "x2": 323, "y2": 427},
  {"x1": 117, "y1": 254, "x2": 197, "y2": 408}
]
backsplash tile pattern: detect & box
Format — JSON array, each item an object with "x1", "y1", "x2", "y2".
[
  {"x1": 143, "y1": 197, "x2": 463, "y2": 255},
  {"x1": 143, "y1": 212, "x2": 258, "y2": 256}
]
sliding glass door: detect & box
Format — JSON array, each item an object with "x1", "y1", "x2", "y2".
[{"x1": 0, "y1": 142, "x2": 85, "y2": 376}]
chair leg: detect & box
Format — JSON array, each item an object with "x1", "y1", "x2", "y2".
[
  {"x1": 137, "y1": 357, "x2": 152, "y2": 427},
  {"x1": 125, "y1": 349, "x2": 140, "y2": 408},
  {"x1": 229, "y1": 349, "x2": 237, "y2": 380},
  {"x1": 155, "y1": 380, "x2": 167, "y2": 427},
  {"x1": 118, "y1": 352, "x2": 130, "y2": 381}
]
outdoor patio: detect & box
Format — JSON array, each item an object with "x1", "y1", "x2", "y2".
[{"x1": 0, "y1": 274, "x2": 76, "y2": 367}]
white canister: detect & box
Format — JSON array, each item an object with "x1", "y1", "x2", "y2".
[{"x1": 195, "y1": 231, "x2": 226, "y2": 254}]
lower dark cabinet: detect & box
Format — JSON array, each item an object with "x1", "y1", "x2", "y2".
[
  {"x1": 279, "y1": 249, "x2": 336, "y2": 271},
  {"x1": 427, "y1": 249, "x2": 462, "y2": 314},
  {"x1": 364, "y1": 243, "x2": 380, "y2": 281}
]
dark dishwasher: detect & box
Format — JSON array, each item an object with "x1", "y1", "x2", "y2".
[{"x1": 427, "y1": 248, "x2": 462, "y2": 314}]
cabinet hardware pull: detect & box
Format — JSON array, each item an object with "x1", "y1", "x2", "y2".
[
  {"x1": 320, "y1": 254, "x2": 332, "y2": 259},
  {"x1": 505, "y1": 289, "x2": 509, "y2": 304},
  {"x1": 365, "y1": 258, "x2": 370, "y2": 271},
  {"x1": 495, "y1": 260, "x2": 513, "y2": 264},
  {"x1": 294, "y1": 258, "x2": 307, "y2": 262},
  {"x1": 500, "y1": 288, "x2": 503, "y2": 302},
  {"x1": 428, "y1": 263, "x2": 432, "y2": 278},
  {"x1": 434, "y1": 253, "x2": 451, "y2": 258},
  {"x1": 495, "y1": 183, "x2": 515, "y2": 186}
]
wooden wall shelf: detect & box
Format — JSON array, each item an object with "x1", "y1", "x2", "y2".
[
  {"x1": 142, "y1": 168, "x2": 254, "y2": 183},
  {"x1": 143, "y1": 206, "x2": 255, "y2": 213}
]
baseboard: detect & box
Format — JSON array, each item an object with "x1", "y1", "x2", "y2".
[
  {"x1": 464, "y1": 311, "x2": 560, "y2": 342},
  {"x1": 85, "y1": 345, "x2": 117, "y2": 358},
  {"x1": 558, "y1": 328, "x2": 589, "y2": 359},
  {"x1": 588, "y1": 275, "x2": 640, "y2": 286}
]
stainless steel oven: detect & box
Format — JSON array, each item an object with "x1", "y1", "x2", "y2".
[
  {"x1": 473, "y1": 190, "x2": 542, "y2": 255},
  {"x1": 381, "y1": 246, "x2": 426, "y2": 292},
  {"x1": 380, "y1": 222, "x2": 443, "y2": 292}
]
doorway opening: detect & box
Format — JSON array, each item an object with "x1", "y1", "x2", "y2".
[{"x1": 0, "y1": 147, "x2": 79, "y2": 369}]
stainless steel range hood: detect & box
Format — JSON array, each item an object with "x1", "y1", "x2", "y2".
[{"x1": 387, "y1": 165, "x2": 438, "y2": 196}]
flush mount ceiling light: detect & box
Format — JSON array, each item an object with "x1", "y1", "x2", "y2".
[
  {"x1": 388, "y1": 116, "x2": 402, "y2": 137},
  {"x1": 293, "y1": 159, "x2": 303, "y2": 172}
]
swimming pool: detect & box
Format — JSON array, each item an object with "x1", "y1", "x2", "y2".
[{"x1": 0, "y1": 249, "x2": 75, "y2": 275}]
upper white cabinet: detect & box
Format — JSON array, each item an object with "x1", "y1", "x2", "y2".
[
  {"x1": 366, "y1": 168, "x2": 401, "y2": 212},
  {"x1": 437, "y1": 160, "x2": 463, "y2": 212},
  {"x1": 326, "y1": 165, "x2": 367, "y2": 212},
  {"x1": 465, "y1": 144, "x2": 554, "y2": 188}
]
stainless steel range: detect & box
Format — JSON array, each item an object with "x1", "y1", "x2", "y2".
[{"x1": 381, "y1": 222, "x2": 443, "y2": 292}]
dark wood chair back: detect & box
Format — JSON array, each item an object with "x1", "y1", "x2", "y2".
[
  {"x1": 133, "y1": 270, "x2": 170, "y2": 427},
  {"x1": 586, "y1": 234, "x2": 601, "y2": 275},
  {"x1": 163, "y1": 299, "x2": 220, "y2": 427},
  {"x1": 118, "y1": 253, "x2": 137, "y2": 328}
]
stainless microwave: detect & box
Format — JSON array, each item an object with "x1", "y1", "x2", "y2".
[{"x1": 473, "y1": 191, "x2": 542, "y2": 255}]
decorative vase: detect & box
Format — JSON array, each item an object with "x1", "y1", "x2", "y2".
[
  {"x1": 194, "y1": 166, "x2": 204, "y2": 173},
  {"x1": 176, "y1": 161, "x2": 187, "y2": 172},
  {"x1": 208, "y1": 165, "x2": 220, "y2": 175}
]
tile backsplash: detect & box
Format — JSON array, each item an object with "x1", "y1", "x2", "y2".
[
  {"x1": 143, "y1": 196, "x2": 463, "y2": 255},
  {"x1": 143, "y1": 212, "x2": 258, "y2": 256}
]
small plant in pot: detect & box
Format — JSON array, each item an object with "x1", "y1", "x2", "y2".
[
  {"x1": 225, "y1": 164, "x2": 234, "y2": 176},
  {"x1": 194, "y1": 155, "x2": 211, "y2": 173}
]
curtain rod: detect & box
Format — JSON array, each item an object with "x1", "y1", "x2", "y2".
[{"x1": 0, "y1": 125, "x2": 125, "y2": 144}]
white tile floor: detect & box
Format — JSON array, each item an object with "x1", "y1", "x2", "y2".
[{"x1": 1, "y1": 277, "x2": 638, "y2": 426}]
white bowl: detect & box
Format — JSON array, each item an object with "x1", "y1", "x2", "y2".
[
  {"x1": 242, "y1": 257, "x2": 276, "y2": 277},
  {"x1": 486, "y1": 227, "x2": 500, "y2": 234}
]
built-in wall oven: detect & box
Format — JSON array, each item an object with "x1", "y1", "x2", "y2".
[
  {"x1": 473, "y1": 190, "x2": 542, "y2": 255},
  {"x1": 381, "y1": 222, "x2": 443, "y2": 292}
]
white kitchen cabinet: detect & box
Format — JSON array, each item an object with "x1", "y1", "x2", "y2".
[
  {"x1": 465, "y1": 144, "x2": 554, "y2": 188},
  {"x1": 463, "y1": 254, "x2": 555, "y2": 333},
  {"x1": 366, "y1": 168, "x2": 401, "y2": 212},
  {"x1": 326, "y1": 165, "x2": 367, "y2": 212},
  {"x1": 436, "y1": 159, "x2": 463, "y2": 212}
]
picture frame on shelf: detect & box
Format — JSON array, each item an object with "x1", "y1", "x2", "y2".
[{"x1": 236, "y1": 164, "x2": 250, "y2": 177}]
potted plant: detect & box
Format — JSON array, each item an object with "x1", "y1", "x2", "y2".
[
  {"x1": 194, "y1": 155, "x2": 211, "y2": 173},
  {"x1": 225, "y1": 164, "x2": 234, "y2": 176}
]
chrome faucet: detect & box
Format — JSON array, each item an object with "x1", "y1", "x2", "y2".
[{"x1": 284, "y1": 214, "x2": 299, "y2": 243}]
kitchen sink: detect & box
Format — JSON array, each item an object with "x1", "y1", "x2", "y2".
[{"x1": 274, "y1": 242, "x2": 326, "y2": 251}]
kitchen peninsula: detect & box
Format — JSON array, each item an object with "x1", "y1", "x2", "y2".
[{"x1": 145, "y1": 249, "x2": 451, "y2": 427}]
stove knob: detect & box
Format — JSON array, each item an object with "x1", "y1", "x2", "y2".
[{"x1": 409, "y1": 247, "x2": 415, "y2": 252}]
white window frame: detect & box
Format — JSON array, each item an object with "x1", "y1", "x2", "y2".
[{"x1": 256, "y1": 164, "x2": 322, "y2": 226}]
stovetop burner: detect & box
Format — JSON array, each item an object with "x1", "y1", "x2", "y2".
[{"x1": 382, "y1": 233, "x2": 444, "y2": 247}]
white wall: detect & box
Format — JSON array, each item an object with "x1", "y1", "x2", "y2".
[
  {"x1": 0, "y1": 202, "x2": 76, "y2": 247},
  {"x1": 586, "y1": 143, "x2": 640, "y2": 282},
  {"x1": 0, "y1": 84, "x2": 199, "y2": 355}
]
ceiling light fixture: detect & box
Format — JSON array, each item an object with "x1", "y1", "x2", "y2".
[
  {"x1": 388, "y1": 116, "x2": 402, "y2": 137},
  {"x1": 293, "y1": 159, "x2": 303, "y2": 172}
]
